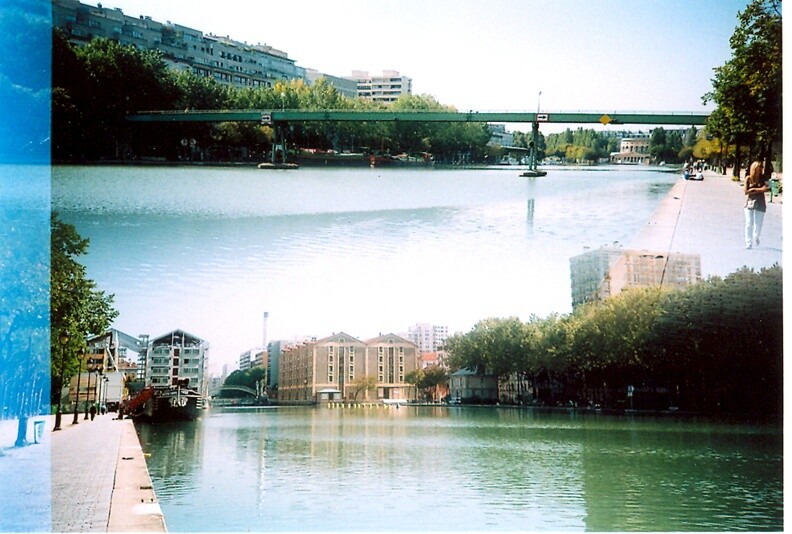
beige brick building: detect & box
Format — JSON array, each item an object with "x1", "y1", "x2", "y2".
[{"x1": 278, "y1": 332, "x2": 419, "y2": 403}]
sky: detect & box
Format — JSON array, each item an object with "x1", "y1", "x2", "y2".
[{"x1": 99, "y1": 0, "x2": 750, "y2": 121}]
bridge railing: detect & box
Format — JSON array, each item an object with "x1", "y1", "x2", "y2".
[{"x1": 128, "y1": 109, "x2": 710, "y2": 126}]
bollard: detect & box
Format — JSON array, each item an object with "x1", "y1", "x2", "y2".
[{"x1": 33, "y1": 420, "x2": 45, "y2": 444}]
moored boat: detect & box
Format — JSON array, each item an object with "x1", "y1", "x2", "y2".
[
  {"x1": 370, "y1": 152, "x2": 433, "y2": 167},
  {"x1": 123, "y1": 329, "x2": 208, "y2": 422},
  {"x1": 296, "y1": 148, "x2": 369, "y2": 166},
  {"x1": 142, "y1": 382, "x2": 202, "y2": 421}
]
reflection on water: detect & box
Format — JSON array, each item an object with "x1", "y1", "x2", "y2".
[{"x1": 136, "y1": 408, "x2": 782, "y2": 532}]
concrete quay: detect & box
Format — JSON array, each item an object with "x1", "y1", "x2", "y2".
[
  {"x1": 627, "y1": 170, "x2": 782, "y2": 278},
  {"x1": 0, "y1": 414, "x2": 166, "y2": 532},
  {"x1": 52, "y1": 414, "x2": 166, "y2": 533}
]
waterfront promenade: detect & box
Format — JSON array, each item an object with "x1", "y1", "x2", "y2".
[
  {"x1": 628, "y1": 169, "x2": 782, "y2": 277},
  {"x1": 0, "y1": 413, "x2": 166, "y2": 532}
]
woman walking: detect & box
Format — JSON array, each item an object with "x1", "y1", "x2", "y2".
[{"x1": 744, "y1": 160, "x2": 769, "y2": 249}]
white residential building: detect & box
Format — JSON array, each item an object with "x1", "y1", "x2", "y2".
[
  {"x1": 347, "y1": 70, "x2": 412, "y2": 104},
  {"x1": 407, "y1": 323, "x2": 449, "y2": 353}
]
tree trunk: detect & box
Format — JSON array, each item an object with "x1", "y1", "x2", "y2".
[
  {"x1": 733, "y1": 144, "x2": 741, "y2": 179},
  {"x1": 14, "y1": 416, "x2": 28, "y2": 447}
]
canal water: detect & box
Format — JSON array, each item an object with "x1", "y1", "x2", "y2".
[
  {"x1": 52, "y1": 164, "x2": 678, "y2": 366},
  {"x1": 136, "y1": 406, "x2": 782, "y2": 532}
]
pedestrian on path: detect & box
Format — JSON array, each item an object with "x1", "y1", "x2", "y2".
[{"x1": 744, "y1": 160, "x2": 769, "y2": 249}]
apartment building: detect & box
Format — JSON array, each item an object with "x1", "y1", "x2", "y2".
[
  {"x1": 142, "y1": 329, "x2": 209, "y2": 397},
  {"x1": 52, "y1": 0, "x2": 306, "y2": 88},
  {"x1": 570, "y1": 245, "x2": 701, "y2": 306},
  {"x1": 278, "y1": 332, "x2": 419, "y2": 403},
  {"x1": 570, "y1": 246, "x2": 626, "y2": 308},
  {"x1": 305, "y1": 68, "x2": 358, "y2": 99},
  {"x1": 407, "y1": 323, "x2": 449, "y2": 353},
  {"x1": 347, "y1": 70, "x2": 412, "y2": 104}
]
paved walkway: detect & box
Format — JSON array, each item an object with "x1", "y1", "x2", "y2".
[
  {"x1": 0, "y1": 414, "x2": 166, "y2": 532},
  {"x1": 628, "y1": 170, "x2": 782, "y2": 277}
]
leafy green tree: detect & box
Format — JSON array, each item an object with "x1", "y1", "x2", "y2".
[
  {"x1": 50, "y1": 213, "x2": 118, "y2": 412},
  {"x1": 404, "y1": 368, "x2": 425, "y2": 401},
  {"x1": 221, "y1": 367, "x2": 267, "y2": 397},
  {"x1": 703, "y1": 0, "x2": 782, "y2": 170},
  {"x1": 421, "y1": 365, "x2": 449, "y2": 402}
]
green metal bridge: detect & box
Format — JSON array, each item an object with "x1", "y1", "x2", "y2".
[
  {"x1": 128, "y1": 109, "x2": 709, "y2": 126},
  {"x1": 128, "y1": 109, "x2": 709, "y2": 168}
]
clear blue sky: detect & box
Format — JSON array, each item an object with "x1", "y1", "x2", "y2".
[{"x1": 100, "y1": 0, "x2": 748, "y2": 116}]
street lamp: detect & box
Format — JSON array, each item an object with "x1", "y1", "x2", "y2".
[
  {"x1": 72, "y1": 350, "x2": 83, "y2": 425},
  {"x1": 84, "y1": 363, "x2": 93, "y2": 420},
  {"x1": 101, "y1": 375, "x2": 109, "y2": 413},
  {"x1": 53, "y1": 331, "x2": 69, "y2": 431}
]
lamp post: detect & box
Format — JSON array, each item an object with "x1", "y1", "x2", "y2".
[
  {"x1": 84, "y1": 364, "x2": 93, "y2": 419},
  {"x1": 53, "y1": 332, "x2": 69, "y2": 431},
  {"x1": 531, "y1": 91, "x2": 542, "y2": 171},
  {"x1": 101, "y1": 375, "x2": 109, "y2": 413},
  {"x1": 72, "y1": 351, "x2": 83, "y2": 425}
]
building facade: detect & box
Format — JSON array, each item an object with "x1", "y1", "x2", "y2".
[
  {"x1": 610, "y1": 136, "x2": 652, "y2": 164},
  {"x1": 570, "y1": 246, "x2": 626, "y2": 308},
  {"x1": 278, "y1": 332, "x2": 420, "y2": 403},
  {"x1": 347, "y1": 70, "x2": 412, "y2": 104},
  {"x1": 305, "y1": 69, "x2": 358, "y2": 99},
  {"x1": 52, "y1": 0, "x2": 306, "y2": 88},
  {"x1": 407, "y1": 323, "x2": 449, "y2": 353},
  {"x1": 142, "y1": 329, "x2": 209, "y2": 398},
  {"x1": 449, "y1": 368, "x2": 498, "y2": 403},
  {"x1": 238, "y1": 349, "x2": 252, "y2": 371},
  {"x1": 571, "y1": 245, "x2": 701, "y2": 306}
]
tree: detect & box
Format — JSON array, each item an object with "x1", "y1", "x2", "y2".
[
  {"x1": 421, "y1": 366, "x2": 449, "y2": 402},
  {"x1": 350, "y1": 375, "x2": 378, "y2": 401},
  {"x1": 1, "y1": 194, "x2": 49, "y2": 446},
  {"x1": 703, "y1": 0, "x2": 782, "y2": 172},
  {"x1": 50, "y1": 213, "x2": 118, "y2": 409},
  {"x1": 404, "y1": 368, "x2": 425, "y2": 401},
  {"x1": 221, "y1": 367, "x2": 267, "y2": 397}
]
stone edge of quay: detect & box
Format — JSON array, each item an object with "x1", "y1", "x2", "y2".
[{"x1": 107, "y1": 420, "x2": 167, "y2": 532}]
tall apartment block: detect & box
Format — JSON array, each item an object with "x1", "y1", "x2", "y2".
[
  {"x1": 407, "y1": 323, "x2": 449, "y2": 353},
  {"x1": 52, "y1": 0, "x2": 306, "y2": 88},
  {"x1": 570, "y1": 245, "x2": 701, "y2": 307}
]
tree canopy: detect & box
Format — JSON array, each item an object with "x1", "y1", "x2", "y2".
[
  {"x1": 50, "y1": 213, "x2": 118, "y2": 404},
  {"x1": 703, "y1": 0, "x2": 782, "y2": 168},
  {"x1": 444, "y1": 265, "x2": 782, "y2": 414}
]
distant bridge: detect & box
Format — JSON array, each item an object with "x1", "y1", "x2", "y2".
[
  {"x1": 219, "y1": 385, "x2": 258, "y2": 396},
  {"x1": 128, "y1": 109, "x2": 709, "y2": 126}
]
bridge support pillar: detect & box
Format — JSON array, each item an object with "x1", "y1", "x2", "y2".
[{"x1": 271, "y1": 124, "x2": 288, "y2": 164}]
